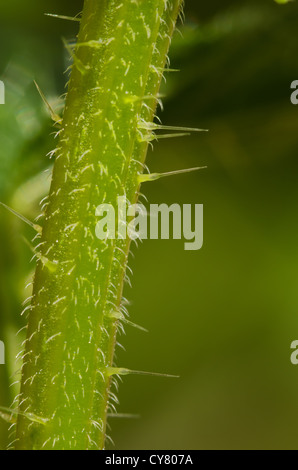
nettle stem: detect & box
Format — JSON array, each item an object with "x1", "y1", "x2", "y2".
[{"x1": 15, "y1": 0, "x2": 183, "y2": 450}]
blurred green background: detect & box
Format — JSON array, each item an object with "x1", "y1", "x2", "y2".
[{"x1": 1, "y1": 0, "x2": 298, "y2": 450}]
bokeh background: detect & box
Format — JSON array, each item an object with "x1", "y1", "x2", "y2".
[{"x1": 1, "y1": 0, "x2": 298, "y2": 450}]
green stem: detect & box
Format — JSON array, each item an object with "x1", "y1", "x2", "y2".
[{"x1": 15, "y1": 0, "x2": 183, "y2": 450}]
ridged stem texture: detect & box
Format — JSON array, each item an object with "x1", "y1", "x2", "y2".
[{"x1": 15, "y1": 0, "x2": 183, "y2": 450}]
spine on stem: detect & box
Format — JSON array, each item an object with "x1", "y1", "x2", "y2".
[{"x1": 15, "y1": 0, "x2": 183, "y2": 450}]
